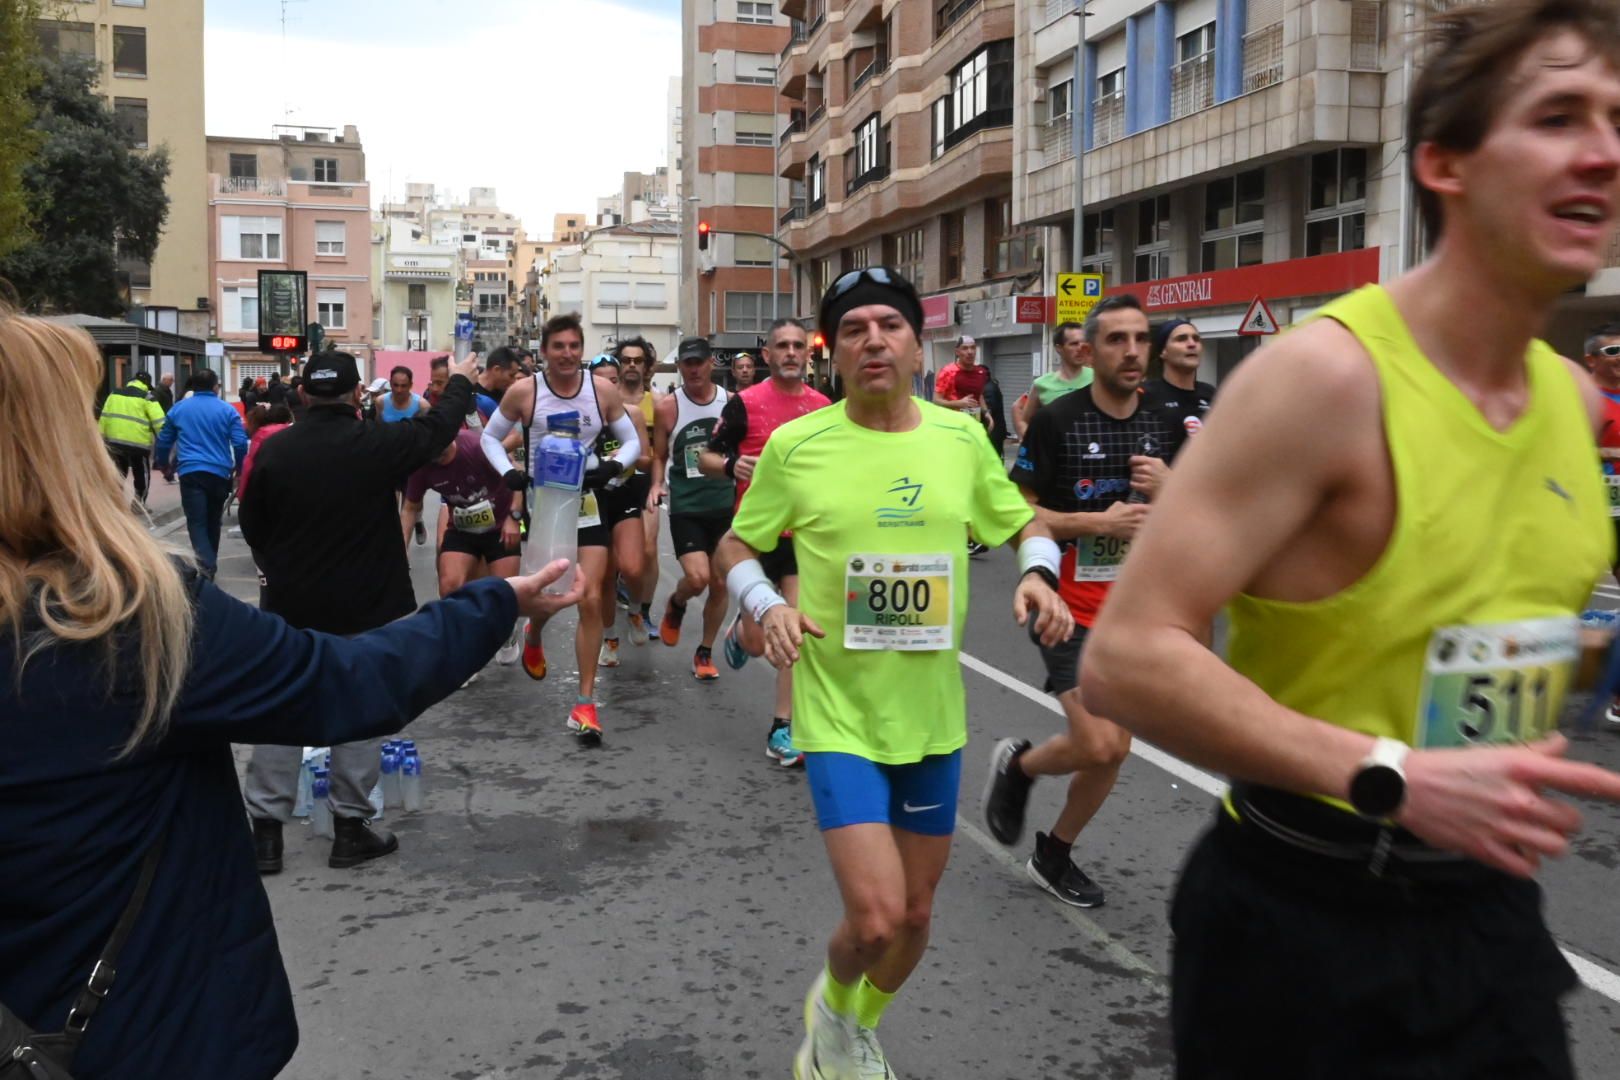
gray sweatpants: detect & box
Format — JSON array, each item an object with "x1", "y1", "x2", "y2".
[{"x1": 244, "y1": 738, "x2": 383, "y2": 823}]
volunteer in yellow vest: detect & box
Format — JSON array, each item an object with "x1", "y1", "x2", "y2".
[
  {"x1": 98, "y1": 372, "x2": 166, "y2": 507},
  {"x1": 1080, "y1": 5, "x2": 1620, "y2": 1075},
  {"x1": 714, "y1": 267, "x2": 1071, "y2": 1080}
]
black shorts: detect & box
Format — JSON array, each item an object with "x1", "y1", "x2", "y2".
[
  {"x1": 1170, "y1": 806, "x2": 1577, "y2": 1079},
  {"x1": 670, "y1": 511, "x2": 733, "y2": 559},
  {"x1": 440, "y1": 527, "x2": 519, "y2": 563},
  {"x1": 578, "y1": 479, "x2": 646, "y2": 548},
  {"x1": 1028, "y1": 617, "x2": 1087, "y2": 696},
  {"x1": 760, "y1": 536, "x2": 798, "y2": 583}
]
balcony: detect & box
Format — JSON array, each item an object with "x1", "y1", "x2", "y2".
[
  {"x1": 1043, "y1": 114, "x2": 1073, "y2": 162},
  {"x1": 1092, "y1": 90, "x2": 1124, "y2": 147},
  {"x1": 851, "y1": 56, "x2": 888, "y2": 94},
  {"x1": 1042, "y1": 0, "x2": 1077, "y2": 25},
  {"x1": 780, "y1": 39, "x2": 809, "y2": 96},
  {"x1": 780, "y1": 202, "x2": 806, "y2": 226},
  {"x1": 935, "y1": 0, "x2": 981, "y2": 37},
  {"x1": 845, "y1": 160, "x2": 890, "y2": 197},
  {"x1": 1349, "y1": 0, "x2": 1383, "y2": 71},
  {"x1": 216, "y1": 176, "x2": 284, "y2": 196},
  {"x1": 780, "y1": 19, "x2": 808, "y2": 60},
  {"x1": 1170, "y1": 53, "x2": 1215, "y2": 120},
  {"x1": 807, "y1": 191, "x2": 826, "y2": 216},
  {"x1": 1242, "y1": 23, "x2": 1284, "y2": 93},
  {"x1": 807, "y1": 101, "x2": 826, "y2": 128}
]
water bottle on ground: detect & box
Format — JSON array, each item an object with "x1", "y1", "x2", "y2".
[
  {"x1": 311, "y1": 770, "x2": 334, "y2": 840},
  {"x1": 400, "y1": 741, "x2": 423, "y2": 812},
  {"x1": 380, "y1": 742, "x2": 402, "y2": 808},
  {"x1": 522, "y1": 411, "x2": 586, "y2": 594}
]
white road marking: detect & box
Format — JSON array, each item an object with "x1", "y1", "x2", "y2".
[{"x1": 958, "y1": 650, "x2": 1620, "y2": 1004}]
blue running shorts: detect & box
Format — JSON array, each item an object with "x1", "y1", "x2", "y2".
[{"x1": 803, "y1": 750, "x2": 962, "y2": 836}]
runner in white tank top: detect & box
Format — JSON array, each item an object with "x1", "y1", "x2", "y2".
[{"x1": 479, "y1": 315, "x2": 643, "y2": 743}]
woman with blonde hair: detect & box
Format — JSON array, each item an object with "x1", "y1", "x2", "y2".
[{"x1": 0, "y1": 309, "x2": 583, "y2": 1080}]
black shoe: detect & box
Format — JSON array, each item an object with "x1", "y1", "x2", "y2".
[
  {"x1": 982, "y1": 738, "x2": 1034, "y2": 845},
  {"x1": 329, "y1": 816, "x2": 399, "y2": 869},
  {"x1": 252, "y1": 817, "x2": 283, "y2": 875},
  {"x1": 413, "y1": 521, "x2": 427, "y2": 546},
  {"x1": 1027, "y1": 835, "x2": 1105, "y2": 908},
  {"x1": 967, "y1": 540, "x2": 989, "y2": 557}
]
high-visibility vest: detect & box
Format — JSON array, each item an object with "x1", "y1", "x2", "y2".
[{"x1": 98, "y1": 381, "x2": 166, "y2": 452}]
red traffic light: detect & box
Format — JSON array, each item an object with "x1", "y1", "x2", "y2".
[
  {"x1": 811, "y1": 332, "x2": 825, "y2": 350},
  {"x1": 698, "y1": 221, "x2": 711, "y2": 251}
]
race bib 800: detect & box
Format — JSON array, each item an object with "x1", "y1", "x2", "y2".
[
  {"x1": 1414, "y1": 617, "x2": 1578, "y2": 748},
  {"x1": 844, "y1": 553, "x2": 953, "y2": 651}
]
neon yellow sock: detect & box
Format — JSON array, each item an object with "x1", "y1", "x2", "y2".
[
  {"x1": 854, "y1": 976, "x2": 897, "y2": 1029},
  {"x1": 821, "y1": 965, "x2": 858, "y2": 1017}
]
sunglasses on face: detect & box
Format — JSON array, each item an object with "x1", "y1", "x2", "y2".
[{"x1": 1596, "y1": 344, "x2": 1620, "y2": 358}]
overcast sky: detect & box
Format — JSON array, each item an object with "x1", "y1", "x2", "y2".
[{"x1": 204, "y1": 0, "x2": 679, "y2": 239}]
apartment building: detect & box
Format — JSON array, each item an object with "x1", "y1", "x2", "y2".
[
  {"x1": 372, "y1": 217, "x2": 462, "y2": 354},
  {"x1": 1007, "y1": 0, "x2": 1406, "y2": 385},
  {"x1": 683, "y1": 0, "x2": 795, "y2": 350},
  {"x1": 542, "y1": 221, "x2": 682, "y2": 361},
  {"x1": 36, "y1": 0, "x2": 207, "y2": 314},
  {"x1": 774, "y1": 0, "x2": 1053, "y2": 392},
  {"x1": 206, "y1": 125, "x2": 372, "y2": 378}
]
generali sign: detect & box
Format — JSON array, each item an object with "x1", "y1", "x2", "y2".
[{"x1": 1112, "y1": 248, "x2": 1382, "y2": 313}]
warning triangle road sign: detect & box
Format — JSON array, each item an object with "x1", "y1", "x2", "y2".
[{"x1": 1238, "y1": 296, "x2": 1279, "y2": 336}]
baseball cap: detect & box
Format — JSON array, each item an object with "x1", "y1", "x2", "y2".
[
  {"x1": 677, "y1": 337, "x2": 712, "y2": 363},
  {"x1": 367, "y1": 377, "x2": 389, "y2": 394},
  {"x1": 303, "y1": 351, "x2": 361, "y2": 395}
]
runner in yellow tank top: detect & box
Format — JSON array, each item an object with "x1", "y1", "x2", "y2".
[{"x1": 1079, "y1": 5, "x2": 1620, "y2": 1076}]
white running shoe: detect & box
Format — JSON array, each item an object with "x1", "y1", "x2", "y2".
[
  {"x1": 853, "y1": 1027, "x2": 897, "y2": 1079},
  {"x1": 598, "y1": 638, "x2": 621, "y2": 668},
  {"x1": 1606, "y1": 702, "x2": 1620, "y2": 729},
  {"x1": 793, "y1": 973, "x2": 857, "y2": 1080}
]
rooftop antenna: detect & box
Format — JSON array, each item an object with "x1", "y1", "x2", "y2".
[{"x1": 279, "y1": 0, "x2": 308, "y2": 121}]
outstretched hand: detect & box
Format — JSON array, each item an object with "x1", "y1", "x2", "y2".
[{"x1": 508, "y1": 559, "x2": 586, "y2": 619}]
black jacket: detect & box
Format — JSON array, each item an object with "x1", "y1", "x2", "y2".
[
  {"x1": 0, "y1": 571, "x2": 516, "y2": 1080},
  {"x1": 152, "y1": 383, "x2": 173, "y2": 413},
  {"x1": 239, "y1": 375, "x2": 474, "y2": 634}
]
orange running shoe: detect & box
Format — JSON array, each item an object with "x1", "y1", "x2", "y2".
[
  {"x1": 568, "y1": 701, "x2": 602, "y2": 739},
  {"x1": 522, "y1": 637, "x2": 546, "y2": 681},
  {"x1": 660, "y1": 599, "x2": 686, "y2": 647},
  {"x1": 693, "y1": 646, "x2": 720, "y2": 682}
]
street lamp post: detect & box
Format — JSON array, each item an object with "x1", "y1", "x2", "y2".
[{"x1": 1070, "y1": 3, "x2": 1090, "y2": 274}]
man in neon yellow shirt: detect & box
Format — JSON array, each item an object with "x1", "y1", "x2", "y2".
[
  {"x1": 1082, "y1": 4, "x2": 1620, "y2": 1075},
  {"x1": 715, "y1": 267, "x2": 1071, "y2": 1080}
]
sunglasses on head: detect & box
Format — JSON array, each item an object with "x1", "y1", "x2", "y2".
[
  {"x1": 826, "y1": 267, "x2": 901, "y2": 302},
  {"x1": 1596, "y1": 344, "x2": 1620, "y2": 358}
]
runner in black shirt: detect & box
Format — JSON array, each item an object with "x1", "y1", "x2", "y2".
[{"x1": 1140, "y1": 317, "x2": 1215, "y2": 463}]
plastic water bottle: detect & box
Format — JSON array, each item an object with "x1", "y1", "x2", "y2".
[
  {"x1": 311, "y1": 770, "x2": 334, "y2": 840},
  {"x1": 401, "y1": 743, "x2": 423, "y2": 812},
  {"x1": 294, "y1": 754, "x2": 315, "y2": 819},
  {"x1": 522, "y1": 411, "x2": 586, "y2": 594},
  {"x1": 380, "y1": 742, "x2": 402, "y2": 808}
]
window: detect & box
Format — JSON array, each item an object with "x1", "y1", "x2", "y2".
[
  {"x1": 849, "y1": 114, "x2": 889, "y2": 191},
  {"x1": 116, "y1": 254, "x2": 151, "y2": 290},
  {"x1": 406, "y1": 284, "x2": 427, "y2": 309},
  {"x1": 598, "y1": 281, "x2": 631, "y2": 305},
  {"x1": 737, "y1": 1, "x2": 774, "y2": 24},
  {"x1": 317, "y1": 288, "x2": 347, "y2": 330},
  {"x1": 1306, "y1": 149, "x2": 1368, "y2": 256},
  {"x1": 313, "y1": 158, "x2": 339, "y2": 183},
  {"x1": 36, "y1": 21, "x2": 95, "y2": 60},
  {"x1": 1093, "y1": 68, "x2": 1125, "y2": 146},
  {"x1": 220, "y1": 216, "x2": 283, "y2": 261},
  {"x1": 229, "y1": 154, "x2": 258, "y2": 180},
  {"x1": 725, "y1": 292, "x2": 790, "y2": 333},
  {"x1": 1048, "y1": 79, "x2": 1072, "y2": 121},
  {"x1": 736, "y1": 52, "x2": 776, "y2": 85},
  {"x1": 1171, "y1": 24, "x2": 1215, "y2": 119},
  {"x1": 558, "y1": 282, "x2": 583, "y2": 307},
  {"x1": 1134, "y1": 194, "x2": 1172, "y2": 282},
  {"x1": 1201, "y1": 168, "x2": 1265, "y2": 270},
  {"x1": 884, "y1": 228, "x2": 925, "y2": 288},
  {"x1": 221, "y1": 287, "x2": 259, "y2": 332},
  {"x1": 844, "y1": 244, "x2": 871, "y2": 271},
  {"x1": 736, "y1": 173, "x2": 774, "y2": 206},
  {"x1": 114, "y1": 98, "x2": 148, "y2": 148},
  {"x1": 986, "y1": 196, "x2": 1037, "y2": 276},
  {"x1": 812, "y1": 257, "x2": 834, "y2": 300},
  {"x1": 932, "y1": 41, "x2": 1014, "y2": 157},
  {"x1": 112, "y1": 26, "x2": 146, "y2": 76},
  {"x1": 941, "y1": 209, "x2": 966, "y2": 285},
  {"x1": 633, "y1": 282, "x2": 667, "y2": 308},
  {"x1": 735, "y1": 235, "x2": 775, "y2": 266},
  {"x1": 735, "y1": 112, "x2": 776, "y2": 147},
  {"x1": 808, "y1": 155, "x2": 826, "y2": 211},
  {"x1": 315, "y1": 220, "x2": 346, "y2": 256},
  {"x1": 1081, "y1": 209, "x2": 1114, "y2": 275}
]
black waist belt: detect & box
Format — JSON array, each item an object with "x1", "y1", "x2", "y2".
[{"x1": 1224, "y1": 783, "x2": 1499, "y2": 887}]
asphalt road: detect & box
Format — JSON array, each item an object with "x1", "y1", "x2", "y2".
[{"x1": 192, "y1": 500, "x2": 1620, "y2": 1079}]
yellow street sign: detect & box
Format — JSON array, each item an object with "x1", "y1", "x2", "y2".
[{"x1": 1055, "y1": 272, "x2": 1105, "y2": 325}]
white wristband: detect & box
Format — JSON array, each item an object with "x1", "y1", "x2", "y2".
[
  {"x1": 726, "y1": 557, "x2": 787, "y2": 623},
  {"x1": 1017, "y1": 535, "x2": 1061, "y2": 579}
]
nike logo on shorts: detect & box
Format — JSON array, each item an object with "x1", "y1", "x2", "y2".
[{"x1": 902, "y1": 801, "x2": 942, "y2": 813}]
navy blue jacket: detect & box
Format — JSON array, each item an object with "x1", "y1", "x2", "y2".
[{"x1": 0, "y1": 572, "x2": 517, "y2": 1080}]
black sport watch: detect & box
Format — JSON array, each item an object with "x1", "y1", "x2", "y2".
[{"x1": 1348, "y1": 736, "x2": 1410, "y2": 819}]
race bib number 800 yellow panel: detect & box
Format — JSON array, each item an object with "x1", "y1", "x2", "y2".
[
  {"x1": 844, "y1": 553, "x2": 953, "y2": 651},
  {"x1": 1414, "y1": 617, "x2": 1578, "y2": 749}
]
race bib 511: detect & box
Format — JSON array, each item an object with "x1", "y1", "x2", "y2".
[
  {"x1": 1606, "y1": 475, "x2": 1620, "y2": 519},
  {"x1": 1414, "y1": 617, "x2": 1578, "y2": 748},
  {"x1": 844, "y1": 553, "x2": 953, "y2": 651}
]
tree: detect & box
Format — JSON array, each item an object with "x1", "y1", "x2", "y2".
[
  {"x1": 0, "y1": 0, "x2": 45, "y2": 261},
  {"x1": 0, "y1": 52, "x2": 170, "y2": 315}
]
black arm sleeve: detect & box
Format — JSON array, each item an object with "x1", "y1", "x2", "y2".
[{"x1": 167, "y1": 576, "x2": 518, "y2": 748}]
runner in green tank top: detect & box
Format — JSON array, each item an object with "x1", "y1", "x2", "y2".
[
  {"x1": 1080, "y1": 5, "x2": 1620, "y2": 1076},
  {"x1": 1014, "y1": 320, "x2": 1095, "y2": 437}
]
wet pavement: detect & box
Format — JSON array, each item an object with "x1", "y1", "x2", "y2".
[{"x1": 190, "y1": 498, "x2": 1620, "y2": 1079}]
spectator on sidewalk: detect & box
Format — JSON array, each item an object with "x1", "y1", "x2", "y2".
[
  {"x1": 97, "y1": 371, "x2": 166, "y2": 508},
  {"x1": 153, "y1": 372, "x2": 175, "y2": 413},
  {"x1": 154, "y1": 368, "x2": 247, "y2": 579}
]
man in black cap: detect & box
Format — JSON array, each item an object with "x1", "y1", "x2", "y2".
[{"x1": 238, "y1": 347, "x2": 479, "y2": 873}]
